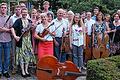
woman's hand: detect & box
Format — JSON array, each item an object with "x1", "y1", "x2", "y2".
[
  {"x1": 112, "y1": 29, "x2": 116, "y2": 32},
  {"x1": 40, "y1": 38, "x2": 47, "y2": 42}
]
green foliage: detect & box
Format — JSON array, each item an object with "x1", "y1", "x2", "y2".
[
  {"x1": 31, "y1": 0, "x2": 119, "y2": 15},
  {"x1": 87, "y1": 56, "x2": 120, "y2": 80},
  {"x1": 59, "y1": 0, "x2": 120, "y2": 14}
]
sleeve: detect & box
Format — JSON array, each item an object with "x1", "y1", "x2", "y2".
[
  {"x1": 64, "y1": 23, "x2": 69, "y2": 33},
  {"x1": 9, "y1": 18, "x2": 13, "y2": 28},
  {"x1": 35, "y1": 24, "x2": 41, "y2": 34},
  {"x1": 12, "y1": 19, "x2": 19, "y2": 31},
  {"x1": 116, "y1": 26, "x2": 120, "y2": 30}
]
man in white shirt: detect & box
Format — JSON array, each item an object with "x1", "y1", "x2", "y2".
[
  {"x1": 85, "y1": 12, "x2": 95, "y2": 36},
  {"x1": 52, "y1": 9, "x2": 68, "y2": 62},
  {"x1": 11, "y1": 5, "x2": 21, "y2": 24},
  {"x1": 10, "y1": 5, "x2": 21, "y2": 74}
]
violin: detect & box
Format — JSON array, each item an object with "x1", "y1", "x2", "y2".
[
  {"x1": 40, "y1": 22, "x2": 54, "y2": 38},
  {"x1": 36, "y1": 55, "x2": 86, "y2": 80},
  {"x1": 20, "y1": 22, "x2": 33, "y2": 39}
]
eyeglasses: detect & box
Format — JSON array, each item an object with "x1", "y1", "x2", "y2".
[{"x1": 1, "y1": 7, "x2": 7, "y2": 9}]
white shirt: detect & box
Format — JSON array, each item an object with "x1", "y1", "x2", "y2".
[
  {"x1": 63, "y1": 18, "x2": 69, "y2": 29},
  {"x1": 72, "y1": 24, "x2": 84, "y2": 46},
  {"x1": 11, "y1": 14, "x2": 21, "y2": 24},
  {"x1": 85, "y1": 18, "x2": 95, "y2": 35},
  {"x1": 35, "y1": 23, "x2": 55, "y2": 41},
  {"x1": 52, "y1": 18, "x2": 68, "y2": 37}
]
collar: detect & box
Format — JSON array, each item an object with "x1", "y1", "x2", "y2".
[
  {"x1": 13, "y1": 14, "x2": 21, "y2": 18},
  {"x1": 56, "y1": 18, "x2": 64, "y2": 22},
  {"x1": 0, "y1": 14, "x2": 7, "y2": 17}
]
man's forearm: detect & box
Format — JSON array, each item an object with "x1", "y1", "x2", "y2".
[{"x1": 0, "y1": 27, "x2": 11, "y2": 32}]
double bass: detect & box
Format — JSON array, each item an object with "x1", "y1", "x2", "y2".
[
  {"x1": 36, "y1": 55, "x2": 86, "y2": 80},
  {"x1": 36, "y1": 56, "x2": 59, "y2": 80}
]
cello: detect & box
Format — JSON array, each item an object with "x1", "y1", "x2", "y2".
[
  {"x1": 61, "y1": 27, "x2": 71, "y2": 53},
  {"x1": 92, "y1": 24, "x2": 101, "y2": 59},
  {"x1": 84, "y1": 33, "x2": 92, "y2": 62},
  {"x1": 97, "y1": 33, "x2": 109, "y2": 58}
]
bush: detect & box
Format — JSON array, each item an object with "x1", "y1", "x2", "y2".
[{"x1": 87, "y1": 56, "x2": 120, "y2": 80}]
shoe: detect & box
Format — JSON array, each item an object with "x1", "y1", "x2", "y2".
[
  {"x1": 3, "y1": 72, "x2": 10, "y2": 78},
  {"x1": 82, "y1": 66, "x2": 87, "y2": 70},
  {"x1": 26, "y1": 73, "x2": 31, "y2": 77},
  {"x1": 0, "y1": 74, "x2": 1, "y2": 78},
  {"x1": 21, "y1": 73, "x2": 27, "y2": 78},
  {"x1": 11, "y1": 70, "x2": 16, "y2": 75}
]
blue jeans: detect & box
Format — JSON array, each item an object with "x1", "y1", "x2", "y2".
[
  {"x1": 60, "y1": 52, "x2": 66, "y2": 62},
  {"x1": 72, "y1": 44, "x2": 83, "y2": 68},
  {"x1": 54, "y1": 37, "x2": 66, "y2": 62},
  {"x1": 0, "y1": 42, "x2": 11, "y2": 74},
  {"x1": 10, "y1": 38, "x2": 16, "y2": 71}
]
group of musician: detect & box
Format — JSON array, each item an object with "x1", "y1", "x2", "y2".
[{"x1": 0, "y1": 1, "x2": 119, "y2": 78}]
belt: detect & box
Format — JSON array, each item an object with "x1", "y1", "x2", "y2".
[{"x1": 55, "y1": 37, "x2": 62, "y2": 38}]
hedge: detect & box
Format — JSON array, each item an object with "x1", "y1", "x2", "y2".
[{"x1": 87, "y1": 56, "x2": 120, "y2": 80}]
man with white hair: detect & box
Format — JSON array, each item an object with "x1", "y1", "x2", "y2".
[{"x1": 52, "y1": 9, "x2": 68, "y2": 62}]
